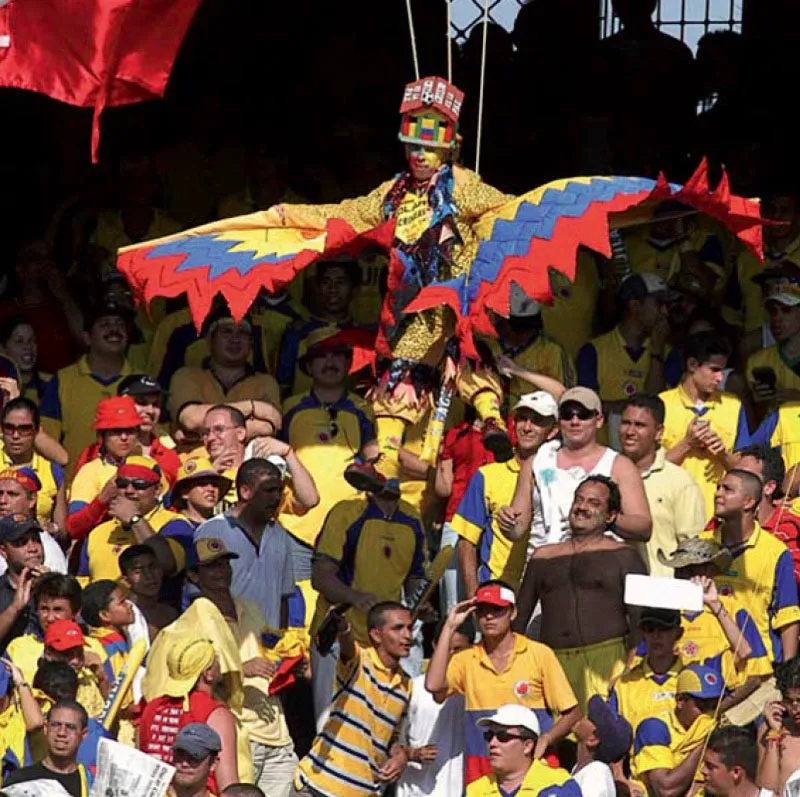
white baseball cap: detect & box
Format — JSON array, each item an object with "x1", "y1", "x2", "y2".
[
  {"x1": 512, "y1": 391, "x2": 558, "y2": 419},
  {"x1": 477, "y1": 704, "x2": 541, "y2": 736}
]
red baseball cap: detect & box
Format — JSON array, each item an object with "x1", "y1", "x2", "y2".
[
  {"x1": 44, "y1": 620, "x2": 85, "y2": 651},
  {"x1": 475, "y1": 584, "x2": 516, "y2": 608}
]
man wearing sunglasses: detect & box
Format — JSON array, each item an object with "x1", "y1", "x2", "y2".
[
  {"x1": 466, "y1": 705, "x2": 579, "y2": 797},
  {"x1": 81, "y1": 456, "x2": 193, "y2": 596},
  {"x1": 513, "y1": 476, "x2": 647, "y2": 710},
  {"x1": 506, "y1": 386, "x2": 651, "y2": 547}
]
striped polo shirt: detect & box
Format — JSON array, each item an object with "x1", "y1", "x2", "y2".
[{"x1": 296, "y1": 645, "x2": 411, "y2": 797}]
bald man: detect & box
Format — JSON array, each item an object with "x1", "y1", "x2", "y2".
[{"x1": 701, "y1": 469, "x2": 800, "y2": 664}]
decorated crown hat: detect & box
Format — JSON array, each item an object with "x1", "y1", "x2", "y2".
[{"x1": 399, "y1": 76, "x2": 464, "y2": 149}]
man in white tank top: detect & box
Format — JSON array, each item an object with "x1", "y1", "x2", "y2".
[{"x1": 501, "y1": 387, "x2": 652, "y2": 548}]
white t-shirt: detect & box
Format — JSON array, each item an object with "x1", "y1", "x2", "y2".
[
  {"x1": 785, "y1": 767, "x2": 800, "y2": 797},
  {"x1": 572, "y1": 761, "x2": 615, "y2": 797},
  {"x1": 397, "y1": 674, "x2": 464, "y2": 797}
]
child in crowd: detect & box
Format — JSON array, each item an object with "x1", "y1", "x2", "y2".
[{"x1": 119, "y1": 545, "x2": 179, "y2": 641}]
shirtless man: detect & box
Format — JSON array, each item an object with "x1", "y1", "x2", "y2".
[
  {"x1": 513, "y1": 476, "x2": 647, "y2": 709},
  {"x1": 502, "y1": 387, "x2": 651, "y2": 548}
]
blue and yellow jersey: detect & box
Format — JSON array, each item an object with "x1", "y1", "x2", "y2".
[
  {"x1": 68, "y1": 457, "x2": 118, "y2": 517},
  {"x1": 39, "y1": 356, "x2": 133, "y2": 469},
  {"x1": 675, "y1": 598, "x2": 771, "y2": 685},
  {"x1": 88, "y1": 626, "x2": 130, "y2": 683},
  {"x1": 0, "y1": 447, "x2": 63, "y2": 525},
  {"x1": 632, "y1": 710, "x2": 715, "y2": 783},
  {"x1": 765, "y1": 401, "x2": 800, "y2": 470},
  {"x1": 659, "y1": 384, "x2": 748, "y2": 516},
  {"x1": 466, "y1": 760, "x2": 581, "y2": 797},
  {"x1": 450, "y1": 459, "x2": 528, "y2": 589},
  {"x1": 747, "y1": 344, "x2": 800, "y2": 394},
  {"x1": 487, "y1": 334, "x2": 575, "y2": 410},
  {"x1": 609, "y1": 659, "x2": 680, "y2": 742},
  {"x1": 628, "y1": 597, "x2": 771, "y2": 691},
  {"x1": 80, "y1": 504, "x2": 194, "y2": 583},
  {"x1": 167, "y1": 363, "x2": 280, "y2": 421},
  {"x1": 700, "y1": 523, "x2": 800, "y2": 663},
  {"x1": 541, "y1": 250, "x2": 600, "y2": 361},
  {"x1": 445, "y1": 633, "x2": 578, "y2": 785},
  {"x1": 310, "y1": 495, "x2": 425, "y2": 644},
  {"x1": 578, "y1": 326, "x2": 663, "y2": 403},
  {"x1": 279, "y1": 391, "x2": 375, "y2": 549},
  {"x1": 148, "y1": 306, "x2": 292, "y2": 396},
  {"x1": 296, "y1": 645, "x2": 410, "y2": 797}
]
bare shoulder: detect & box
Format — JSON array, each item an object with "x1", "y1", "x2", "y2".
[
  {"x1": 532, "y1": 542, "x2": 569, "y2": 560},
  {"x1": 611, "y1": 453, "x2": 641, "y2": 480}
]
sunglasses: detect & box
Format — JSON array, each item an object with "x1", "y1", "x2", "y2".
[
  {"x1": 483, "y1": 729, "x2": 528, "y2": 743},
  {"x1": 325, "y1": 406, "x2": 339, "y2": 438},
  {"x1": 559, "y1": 406, "x2": 596, "y2": 422},
  {"x1": 2, "y1": 422, "x2": 36, "y2": 437},
  {"x1": 115, "y1": 478, "x2": 157, "y2": 490}
]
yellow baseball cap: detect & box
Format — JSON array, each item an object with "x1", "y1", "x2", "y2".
[
  {"x1": 163, "y1": 637, "x2": 216, "y2": 698},
  {"x1": 193, "y1": 538, "x2": 239, "y2": 567},
  {"x1": 172, "y1": 457, "x2": 232, "y2": 498}
]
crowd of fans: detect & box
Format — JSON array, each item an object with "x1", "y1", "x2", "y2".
[{"x1": 2, "y1": 2, "x2": 800, "y2": 797}]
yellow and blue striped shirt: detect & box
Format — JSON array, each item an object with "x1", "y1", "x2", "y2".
[{"x1": 296, "y1": 645, "x2": 411, "y2": 797}]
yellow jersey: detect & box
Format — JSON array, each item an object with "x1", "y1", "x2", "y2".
[
  {"x1": 0, "y1": 446, "x2": 63, "y2": 525},
  {"x1": 451, "y1": 459, "x2": 529, "y2": 589},
  {"x1": 659, "y1": 384, "x2": 747, "y2": 516},
  {"x1": 39, "y1": 356, "x2": 133, "y2": 470}
]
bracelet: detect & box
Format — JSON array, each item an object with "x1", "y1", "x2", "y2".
[
  {"x1": 337, "y1": 621, "x2": 352, "y2": 637},
  {"x1": 250, "y1": 400, "x2": 256, "y2": 419},
  {"x1": 16, "y1": 682, "x2": 30, "y2": 690}
]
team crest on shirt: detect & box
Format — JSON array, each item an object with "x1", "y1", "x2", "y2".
[
  {"x1": 623, "y1": 381, "x2": 637, "y2": 396},
  {"x1": 513, "y1": 680, "x2": 532, "y2": 700},
  {"x1": 317, "y1": 431, "x2": 332, "y2": 443},
  {"x1": 719, "y1": 584, "x2": 734, "y2": 597},
  {"x1": 681, "y1": 640, "x2": 699, "y2": 658}
]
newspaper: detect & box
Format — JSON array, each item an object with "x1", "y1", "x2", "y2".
[
  {"x1": 4, "y1": 781, "x2": 73, "y2": 797},
  {"x1": 91, "y1": 738, "x2": 175, "y2": 797}
]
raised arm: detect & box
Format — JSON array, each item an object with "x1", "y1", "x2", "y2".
[
  {"x1": 502, "y1": 461, "x2": 533, "y2": 542},
  {"x1": 611, "y1": 455, "x2": 652, "y2": 542}
]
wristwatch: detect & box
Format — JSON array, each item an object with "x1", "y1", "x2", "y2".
[{"x1": 123, "y1": 514, "x2": 143, "y2": 530}]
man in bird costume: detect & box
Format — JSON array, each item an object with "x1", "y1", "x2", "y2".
[{"x1": 118, "y1": 77, "x2": 763, "y2": 496}]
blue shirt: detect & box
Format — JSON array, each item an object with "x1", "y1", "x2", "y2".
[{"x1": 195, "y1": 512, "x2": 296, "y2": 627}]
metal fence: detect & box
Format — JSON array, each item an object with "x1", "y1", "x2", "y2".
[{"x1": 449, "y1": 0, "x2": 743, "y2": 50}]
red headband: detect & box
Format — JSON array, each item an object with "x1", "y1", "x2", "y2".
[
  {"x1": 117, "y1": 464, "x2": 160, "y2": 483},
  {"x1": 0, "y1": 469, "x2": 40, "y2": 493}
]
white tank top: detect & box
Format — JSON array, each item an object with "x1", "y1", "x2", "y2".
[{"x1": 532, "y1": 440, "x2": 618, "y2": 547}]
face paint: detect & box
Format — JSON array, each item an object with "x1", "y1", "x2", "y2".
[{"x1": 405, "y1": 145, "x2": 445, "y2": 183}]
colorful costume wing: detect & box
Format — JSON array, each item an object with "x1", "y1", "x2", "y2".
[
  {"x1": 406, "y1": 160, "x2": 763, "y2": 357},
  {"x1": 118, "y1": 209, "x2": 394, "y2": 329}
]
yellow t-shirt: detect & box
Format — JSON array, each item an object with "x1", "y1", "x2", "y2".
[
  {"x1": 279, "y1": 391, "x2": 375, "y2": 548},
  {"x1": 310, "y1": 495, "x2": 426, "y2": 644},
  {"x1": 541, "y1": 249, "x2": 599, "y2": 360},
  {"x1": 747, "y1": 345, "x2": 800, "y2": 394},
  {"x1": 0, "y1": 446, "x2": 63, "y2": 525},
  {"x1": 81, "y1": 504, "x2": 193, "y2": 582},
  {"x1": 167, "y1": 365, "x2": 280, "y2": 420},
  {"x1": 659, "y1": 384, "x2": 746, "y2": 516},
  {"x1": 39, "y1": 356, "x2": 133, "y2": 471}
]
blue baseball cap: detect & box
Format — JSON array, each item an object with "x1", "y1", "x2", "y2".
[
  {"x1": 587, "y1": 696, "x2": 632, "y2": 764},
  {"x1": 677, "y1": 664, "x2": 724, "y2": 700},
  {"x1": 173, "y1": 723, "x2": 222, "y2": 759}
]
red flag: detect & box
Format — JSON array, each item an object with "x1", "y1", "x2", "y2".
[{"x1": 0, "y1": 0, "x2": 202, "y2": 161}]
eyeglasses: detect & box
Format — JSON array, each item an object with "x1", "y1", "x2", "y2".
[
  {"x1": 783, "y1": 696, "x2": 800, "y2": 710},
  {"x1": 201, "y1": 425, "x2": 238, "y2": 438},
  {"x1": 2, "y1": 423, "x2": 36, "y2": 437},
  {"x1": 483, "y1": 729, "x2": 527, "y2": 743},
  {"x1": 115, "y1": 478, "x2": 156, "y2": 490},
  {"x1": 559, "y1": 406, "x2": 596, "y2": 422}
]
